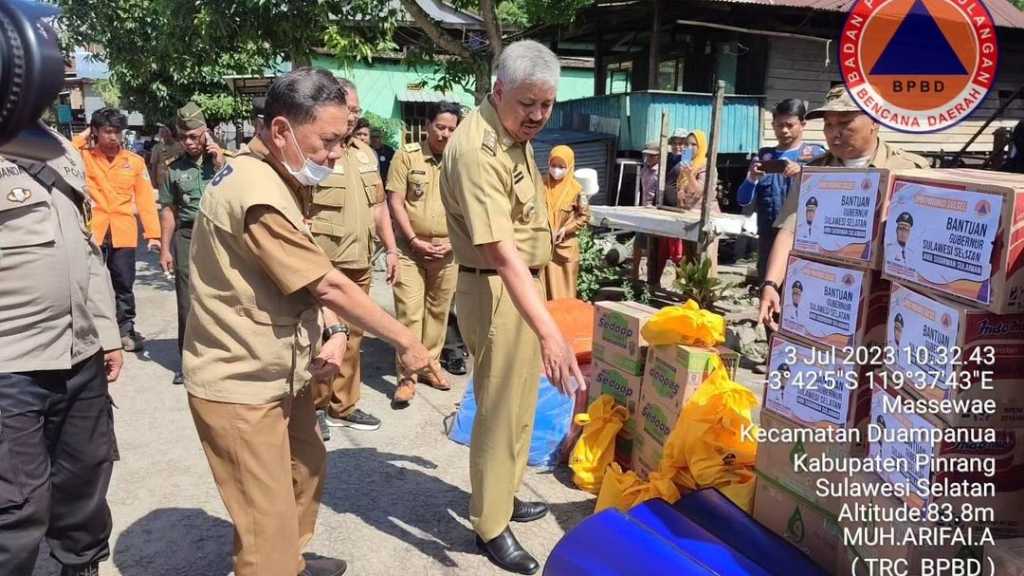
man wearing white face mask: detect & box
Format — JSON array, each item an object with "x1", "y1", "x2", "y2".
[{"x1": 183, "y1": 68, "x2": 444, "y2": 576}]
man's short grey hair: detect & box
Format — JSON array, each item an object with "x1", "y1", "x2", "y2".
[{"x1": 496, "y1": 40, "x2": 560, "y2": 89}]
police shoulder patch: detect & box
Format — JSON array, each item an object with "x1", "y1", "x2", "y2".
[
  {"x1": 481, "y1": 129, "x2": 497, "y2": 157},
  {"x1": 403, "y1": 142, "x2": 421, "y2": 153}
]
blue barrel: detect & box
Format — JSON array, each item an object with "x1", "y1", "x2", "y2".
[
  {"x1": 627, "y1": 499, "x2": 772, "y2": 576},
  {"x1": 673, "y1": 489, "x2": 829, "y2": 576},
  {"x1": 544, "y1": 509, "x2": 717, "y2": 576}
]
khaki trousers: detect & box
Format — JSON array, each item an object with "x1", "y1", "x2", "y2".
[
  {"x1": 317, "y1": 267, "x2": 371, "y2": 418},
  {"x1": 540, "y1": 258, "x2": 579, "y2": 301},
  {"x1": 456, "y1": 271, "x2": 542, "y2": 541},
  {"x1": 189, "y1": 385, "x2": 325, "y2": 576},
  {"x1": 392, "y1": 248, "x2": 458, "y2": 381}
]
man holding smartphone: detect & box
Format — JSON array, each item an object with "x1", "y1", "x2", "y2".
[
  {"x1": 158, "y1": 102, "x2": 230, "y2": 385},
  {"x1": 74, "y1": 108, "x2": 162, "y2": 353}
]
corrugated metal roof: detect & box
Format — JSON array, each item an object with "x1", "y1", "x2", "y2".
[{"x1": 694, "y1": 0, "x2": 1024, "y2": 30}]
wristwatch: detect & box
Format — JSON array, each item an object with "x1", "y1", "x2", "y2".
[
  {"x1": 323, "y1": 323, "x2": 350, "y2": 342},
  {"x1": 760, "y1": 280, "x2": 781, "y2": 295}
]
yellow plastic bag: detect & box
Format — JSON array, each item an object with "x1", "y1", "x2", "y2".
[
  {"x1": 658, "y1": 360, "x2": 760, "y2": 511},
  {"x1": 640, "y1": 300, "x2": 725, "y2": 347},
  {"x1": 594, "y1": 464, "x2": 681, "y2": 513},
  {"x1": 569, "y1": 395, "x2": 629, "y2": 494}
]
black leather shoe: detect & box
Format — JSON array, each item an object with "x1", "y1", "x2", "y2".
[
  {"x1": 476, "y1": 527, "x2": 539, "y2": 575},
  {"x1": 447, "y1": 356, "x2": 467, "y2": 375},
  {"x1": 299, "y1": 557, "x2": 347, "y2": 576},
  {"x1": 511, "y1": 497, "x2": 549, "y2": 523}
]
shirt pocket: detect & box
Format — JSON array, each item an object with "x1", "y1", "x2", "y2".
[
  {"x1": 309, "y1": 218, "x2": 351, "y2": 262},
  {"x1": 0, "y1": 196, "x2": 56, "y2": 250},
  {"x1": 406, "y1": 173, "x2": 429, "y2": 202},
  {"x1": 311, "y1": 184, "x2": 346, "y2": 211},
  {"x1": 360, "y1": 172, "x2": 384, "y2": 206}
]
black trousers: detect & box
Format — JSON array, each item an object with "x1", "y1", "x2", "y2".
[
  {"x1": 101, "y1": 243, "x2": 137, "y2": 336},
  {"x1": 0, "y1": 352, "x2": 115, "y2": 574},
  {"x1": 442, "y1": 310, "x2": 467, "y2": 360},
  {"x1": 173, "y1": 228, "x2": 193, "y2": 356}
]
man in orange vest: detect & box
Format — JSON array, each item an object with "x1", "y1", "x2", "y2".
[{"x1": 74, "y1": 108, "x2": 162, "y2": 351}]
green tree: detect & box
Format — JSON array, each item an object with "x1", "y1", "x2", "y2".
[{"x1": 1012, "y1": 0, "x2": 1024, "y2": 10}]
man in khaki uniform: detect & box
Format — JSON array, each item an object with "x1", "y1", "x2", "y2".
[
  {"x1": 184, "y1": 68, "x2": 441, "y2": 576},
  {"x1": 388, "y1": 101, "x2": 464, "y2": 405},
  {"x1": 311, "y1": 78, "x2": 402, "y2": 433},
  {"x1": 758, "y1": 86, "x2": 929, "y2": 330},
  {"x1": 441, "y1": 41, "x2": 584, "y2": 575}
]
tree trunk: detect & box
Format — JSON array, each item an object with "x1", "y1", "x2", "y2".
[
  {"x1": 291, "y1": 50, "x2": 312, "y2": 68},
  {"x1": 473, "y1": 61, "x2": 491, "y2": 104}
]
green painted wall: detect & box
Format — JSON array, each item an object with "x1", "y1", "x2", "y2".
[{"x1": 313, "y1": 56, "x2": 595, "y2": 122}]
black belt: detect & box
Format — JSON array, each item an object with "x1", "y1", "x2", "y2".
[{"x1": 459, "y1": 265, "x2": 541, "y2": 278}]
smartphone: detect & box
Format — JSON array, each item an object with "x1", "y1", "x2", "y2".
[{"x1": 760, "y1": 159, "x2": 789, "y2": 173}]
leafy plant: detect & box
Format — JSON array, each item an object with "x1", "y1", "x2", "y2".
[
  {"x1": 674, "y1": 257, "x2": 723, "y2": 310},
  {"x1": 576, "y1": 226, "x2": 624, "y2": 302},
  {"x1": 363, "y1": 111, "x2": 403, "y2": 148}
]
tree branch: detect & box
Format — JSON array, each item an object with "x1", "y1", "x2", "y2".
[
  {"x1": 479, "y1": 0, "x2": 503, "y2": 67},
  {"x1": 397, "y1": 0, "x2": 473, "y2": 61}
]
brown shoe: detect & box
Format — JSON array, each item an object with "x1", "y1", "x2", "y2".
[
  {"x1": 393, "y1": 379, "x2": 416, "y2": 406},
  {"x1": 421, "y1": 372, "x2": 451, "y2": 391}
]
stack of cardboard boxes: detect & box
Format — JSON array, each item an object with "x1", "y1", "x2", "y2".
[
  {"x1": 752, "y1": 167, "x2": 893, "y2": 573},
  {"x1": 854, "y1": 169, "x2": 1024, "y2": 571},
  {"x1": 753, "y1": 167, "x2": 1024, "y2": 575},
  {"x1": 589, "y1": 300, "x2": 740, "y2": 481},
  {"x1": 590, "y1": 301, "x2": 658, "y2": 469}
]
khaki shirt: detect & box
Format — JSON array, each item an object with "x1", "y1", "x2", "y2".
[
  {"x1": 774, "y1": 139, "x2": 930, "y2": 232},
  {"x1": 386, "y1": 141, "x2": 447, "y2": 240},
  {"x1": 441, "y1": 97, "x2": 553, "y2": 269},
  {"x1": 0, "y1": 133, "x2": 120, "y2": 372},
  {"x1": 309, "y1": 138, "x2": 384, "y2": 269},
  {"x1": 183, "y1": 136, "x2": 329, "y2": 405}
]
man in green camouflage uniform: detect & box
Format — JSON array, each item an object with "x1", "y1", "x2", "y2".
[{"x1": 158, "y1": 102, "x2": 231, "y2": 385}]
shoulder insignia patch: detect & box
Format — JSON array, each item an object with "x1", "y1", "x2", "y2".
[
  {"x1": 223, "y1": 149, "x2": 237, "y2": 158},
  {"x1": 482, "y1": 129, "x2": 497, "y2": 157},
  {"x1": 7, "y1": 187, "x2": 31, "y2": 203},
  {"x1": 403, "y1": 142, "x2": 421, "y2": 153}
]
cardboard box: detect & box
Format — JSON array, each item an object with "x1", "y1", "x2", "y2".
[
  {"x1": 754, "y1": 410, "x2": 856, "y2": 516},
  {"x1": 753, "y1": 473, "x2": 842, "y2": 573},
  {"x1": 640, "y1": 344, "x2": 735, "y2": 414},
  {"x1": 780, "y1": 256, "x2": 890, "y2": 349},
  {"x1": 631, "y1": 344, "x2": 740, "y2": 478},
  {"x1": 886, "y1": 282, "x2": 1024, "y2": 427},
  {"x1": 868, "y1": 385, "x2": 1024, "y2": 537},
  {"x1": 882, "y1": 169, "x2": 1024, "y2": 314},
  {"x1": 838, "y1": 472, "x2": 963, "y2": 576},
  {"x1": 588, "y1": 359, "x2": 644, "y2": 468},
  {"x1": 987, "y1": 538, "x2": 1024, "y2": 576},
  {"x1": 592, "y1": 301, "x2": 657, "y2": 376},
  {"x1": 763, "y1": 334, "x2": 873, "y2": 434},
  {"x1": 793, "y1": 167, "x2": 892, "y2": 269}
]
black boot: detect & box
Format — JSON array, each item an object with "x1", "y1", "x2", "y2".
[
  {"x1": 476, "y1": 527, "x2": 540, "y2": 575},
  {"x1": 300, "y1": 557, "x2": 347, "y2": 576},
  {"x1": 511, "y1": 497, "x2": 549, "y2": 523}
]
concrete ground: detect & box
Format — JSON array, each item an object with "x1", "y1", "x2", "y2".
[{"x1": 31, "y1": 248, "x2": 764, "y2": 576}]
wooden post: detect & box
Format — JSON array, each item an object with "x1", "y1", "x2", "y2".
[
  {"x1": 655, "y1": 111, "x2": 669, "y2": 207},
  {"x1": 700, "y1": 80, "x2": 726, "y2": 278},
  {"x1": 648, "y1": 0, "x2": 661, "y2": 90},
  {"x1": 648, "y1": 111, "x2": 670, "y2": 286}
]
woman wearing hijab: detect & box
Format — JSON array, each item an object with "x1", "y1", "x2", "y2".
[
  {"x1": 676, "y1": 130, "x2": 718, "y2": 212},
  {"x1": 542, "y1": 145, "x2": 590, "y2": 300}
]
